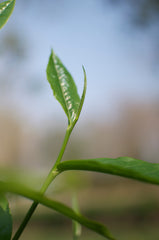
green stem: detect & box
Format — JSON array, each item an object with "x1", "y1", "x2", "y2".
[
  {"x1": 12, "y1": 202, "x2": 38, "y2": 240},
  {"x1": 72, "y1": 194, "x2": 81, "y2": 240},
  {"x1": 12, "y1": 125, "x2": 73, "y2": 240}
]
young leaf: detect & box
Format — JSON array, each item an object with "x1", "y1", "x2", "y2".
[
  {"x1": 76, "y1": 66, "x2": 87, "y2": 120},
  {"x1": 0, "y1": 0, "x2": 16, "y2": 29},
  {"x1": 46, "y1": 50, "x2": 85, "y2": 125},
  {"x1": 57, "y1": 157, "x2": 159, "y2": 185},
  {"x1": 0, "y1": 194, "x2": 12, "y2": 240},
  {"x1": 0, "y1": 181, "x2": 115, "y2": 240}
]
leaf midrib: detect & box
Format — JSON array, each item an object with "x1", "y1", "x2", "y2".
[{"x1": 53, "y1": 52, "x2": 73, "y2": 123}]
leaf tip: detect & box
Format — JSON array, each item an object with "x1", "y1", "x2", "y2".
[
  {"x1": 82, "y1": 65, "x2": 87, "y2": 90},
  {"x1": 51, "y1": 48, "x2": 54, "y2": 56}
]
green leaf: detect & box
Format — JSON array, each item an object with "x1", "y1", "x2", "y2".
[
  {"x1": 0, "y1": 194, "x2": 12, "y2": 240},
  {"x1": 0, "y1": 0, "x2": 16, "y2": 29},
  {"x1": 46, "y1": 50, "x2": 86, "y2": 125},
  {"x1": 57, "y1": 157, "x2": 159, "y2": 185},
  {"x1": 76, "y1": 66, "x2": 87, "y2": 121},
  {"x1": 0, "y1": 181, "x2": 115, "y2": 240}
]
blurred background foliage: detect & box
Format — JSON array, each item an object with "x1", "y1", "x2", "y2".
[
  {"x1": 107, "y1": 0, "x2": 159, "y2": 27},
  {"x1": 1, "y1": 0, "x2": 159, "y2": 239}
]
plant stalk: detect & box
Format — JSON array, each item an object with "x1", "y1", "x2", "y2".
[{"x1": 12, "y1": 125, "x2": 73, "y2": 240}]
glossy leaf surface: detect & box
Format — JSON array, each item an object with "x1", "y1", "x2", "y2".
[
  {"x1": 0, "y1": 181, "x2": 115, "y2": 240},
  {"x1": 0, "y1": 194, "x2": 12, "y2": 240},
  {"x1": 57, "y1": 157, "x2": 159, "y2": 185},
  {"x1": 0, "y1": 0, "x2": 15, "y2": 29},
  {"x1": 47, "y1": 50, "x2": 81, "y2": 125}
]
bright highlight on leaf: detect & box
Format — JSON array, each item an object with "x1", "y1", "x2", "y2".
[
  {"x1": 0, "y1": 0, "x2": 16, "y2": 29},
  {"x1": 46, "y1": 50, "x2": 86, "y2": 126},
  {"x1": 0, "y1": 194, "x2": 12, "y2": 240}
]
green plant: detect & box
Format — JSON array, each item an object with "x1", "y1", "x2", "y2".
[{"x1": 1, "y1": 1, "x2": 159, "y2": 240}]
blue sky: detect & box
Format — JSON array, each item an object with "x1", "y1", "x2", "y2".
[{"x1": 1, "y1": 0, "x2": 159, "y2": 126}]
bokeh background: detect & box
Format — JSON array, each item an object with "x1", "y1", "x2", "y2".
[{"x1": 1, "y1": 0, "x2": 159, "y2": 239}]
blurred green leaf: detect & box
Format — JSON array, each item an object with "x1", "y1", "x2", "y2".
[
  {"x1": 0, "y1": 194, "x2": 12, "y2": 240},
  {"x1": 47, "y1": 50, "x2": 85, "y2": 125},
  {"x1": 0, "y1": 181, "x2": 115, "y2": 240},
  {"x1": 57, "y1": 157, "x2": 159, "y2": 185},
  {"x1": 0, "y1": 0, "x2": 16, "y2": 29}
]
